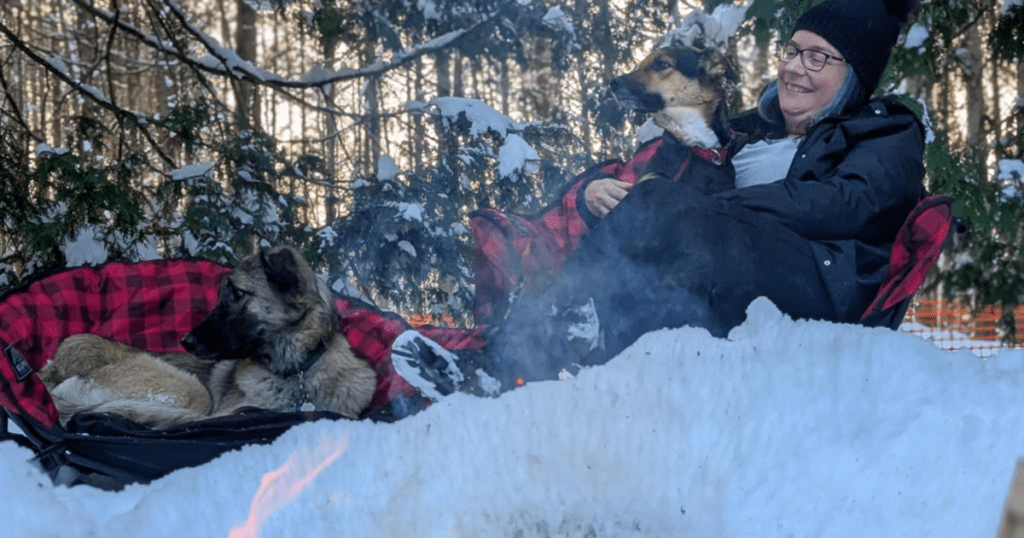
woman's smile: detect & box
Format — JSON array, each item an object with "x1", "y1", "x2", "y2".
[{"x1": 777, "y1": 30, "x2": 848, "y2": 135}]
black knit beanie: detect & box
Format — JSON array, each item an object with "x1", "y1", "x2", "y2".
[{"x1": 793, "y1": 0, "x2": 918, "y2": 95}]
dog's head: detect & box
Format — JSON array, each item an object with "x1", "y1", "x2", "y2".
[
  {"x1": 181, "y1": 246, "x2": 338, "y2": 374},
  {"x1": 610, "y1": 45, "x2": 738, "y2": 146}
]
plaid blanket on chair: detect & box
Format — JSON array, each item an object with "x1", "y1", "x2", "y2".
[{"x1": 0, "y1": 258, "x2": 486, "y2": 487}]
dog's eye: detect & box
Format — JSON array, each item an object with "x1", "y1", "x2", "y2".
[
  {"x1": 650, "y1": 59, "x2": 672, "y2": 72},
  {"x1": 226, "y1": 281, "x2": 249, "y2": 301}
]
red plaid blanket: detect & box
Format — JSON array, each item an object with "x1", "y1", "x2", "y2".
[{"x1": 860, "y1": 195, "x2": 954, "y2": 327}]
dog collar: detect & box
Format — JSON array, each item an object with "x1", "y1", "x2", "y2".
[
  {"x1": 691, "y1": 146, "x2": 728, "y2": 165},
  {"x1": 281, "y1": 340, "x2": 328, "y2": 378}
]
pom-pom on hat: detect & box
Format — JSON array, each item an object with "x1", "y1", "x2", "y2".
[{"x1": 793, "y1": 0, "x2": 919, "y2": 95}]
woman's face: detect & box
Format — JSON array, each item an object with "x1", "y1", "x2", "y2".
[{"x1": 777, "y1": 30, "x2": 848, "y2": 136}]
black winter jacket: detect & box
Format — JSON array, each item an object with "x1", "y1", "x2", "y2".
[{"x1": 723, "y1": 98, "x2": 927, "y2": 323}]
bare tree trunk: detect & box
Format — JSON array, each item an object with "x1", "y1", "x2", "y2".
[
  {"x1": 218, "y1": 0, "x2": 232, "y2": 51},
  {"x1": 437, "y1": 51, "x2": 452, "y2": 97},
  {"x1": 992, "y1": 54, "x2": 1002, "y2": 152},
  {"x1": 453, "y1": 53, "x2": 464, "y2": 97},
  {"x1": 577, "y1": 68, "x2": 592, "y2": 155},
  {"x1": 500, "y1": 59, "x2": 510, "y2": 116},
  {"x1": 72, "y1": 4, "x2": 100, "y2": 148},
  {"x1": 362, "y1": 25, "x2": 381, "y2": 179},
  {"x1": 984, "y1": 5, "x2": 1003, "y2": 159},
  {"x1": 435, "y1": 51, "x2": 452, "y2": 159},
  {"x1": 233, "y1": 0, "x2": 260, "y2": 131},
  {"x1": 415, "y1": 58, "x2": 426, "y2": 171},
  {"x1": 323, "y1": 37, "x2": 340, "y2": 222},
  {"x1": 1018, "y1": 58, "x2": 1024, "y2": 157},
  {"x1": 668, "y1": 0, "x2": 682, "y2": 26},
  {"x1": 935, "y1": 59, "x2": 951, "y2": 137},
  {"x1": 964, "y1": 23, "x2": 985, "y2": 150}
]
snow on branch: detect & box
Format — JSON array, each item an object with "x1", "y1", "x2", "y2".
[{"x1": 72, "y1": 0, "x2": 498, "y2": 90}]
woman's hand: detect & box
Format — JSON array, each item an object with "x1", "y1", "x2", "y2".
[{"x1": 584, "y1": 178, "x2": 633, "y2": 218}]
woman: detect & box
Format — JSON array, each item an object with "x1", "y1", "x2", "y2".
[{"x1": 392, "y1": 0, "x2": 925, "y2": 399}]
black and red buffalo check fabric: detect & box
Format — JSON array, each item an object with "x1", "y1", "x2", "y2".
[
  {"x1": 0, "y1": 259, "x2": 486, "y2": 428},
  {"x1": 861, "y1": 195, "x2": 954, "y2": 326}
]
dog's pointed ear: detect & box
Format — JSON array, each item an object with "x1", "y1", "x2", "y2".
[
  {"x1": 699, "y1": 48, "x2": 740, "y2": 101},
  {"x1": 699, "y1": 49, "x2": 739, "y2": 84},
  {"x1": 261, "y1": 247, "x2": 301, "y2": 293}
]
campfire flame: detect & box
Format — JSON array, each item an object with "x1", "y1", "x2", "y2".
[{"x1": 229, "y1": 433, "x2": 349, "y2": 538}]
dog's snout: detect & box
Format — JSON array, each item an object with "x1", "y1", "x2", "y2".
[{"x1": 610, "y1": 75, "x2": 640, "y2": 99}]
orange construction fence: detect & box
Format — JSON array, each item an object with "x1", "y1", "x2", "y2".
[
  {"x1": 410, "y1": 299, "x2": 1023, "y2": 357},
  {"x1": 901, "y1": 298, "x2": 1024, "y2": 357}
]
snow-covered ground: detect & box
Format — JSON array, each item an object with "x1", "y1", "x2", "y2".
[{"x1": 2, "y1": 298, "x2": 1023, "y2": 537}]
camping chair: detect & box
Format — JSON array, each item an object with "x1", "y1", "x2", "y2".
[
  {"x1": 0, "y1": 259, "x2": 483, "y2": 488},
  {"x1": 859, "y1": 194, "x2": 955, "y2": 329}
]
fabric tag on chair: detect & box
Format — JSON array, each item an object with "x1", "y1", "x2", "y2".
[{"x1": 5, "y1": 344, "x2": 32, "y2": 382}]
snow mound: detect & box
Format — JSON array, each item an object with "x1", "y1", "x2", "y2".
[{"x1": 2, "y1": 298, "x2": 1023, "y2": 537}]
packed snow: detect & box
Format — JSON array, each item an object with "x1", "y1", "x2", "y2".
[
  {"x1": 999, "y1": 159, "x2": 1024, "y2": 200},
  {"x1": 2, "y1": 298, "x2": 1022, "y2": 537},
  {"x1": 904, "y1": 23, "x2": 929, "y2": 51},
  {"x1": 376, "y1": 154, "x2": 402, "y2": 181},
  {"x1": 497, "y1": 134, "x2": 540, "y2": 179},
  {"x1": 427, "y1": 96, "x2": 524, "y2": 138},
  {"x1": 61, "y1": 225, "x2": 109, "y2": 267},
  {"x1": 662, "y1": 4, "x2": 748, "y2": 53}
]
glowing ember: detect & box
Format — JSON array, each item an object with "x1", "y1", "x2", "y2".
[{"x1": 228, "y1": 433, "x2": 349, "y2": 538}]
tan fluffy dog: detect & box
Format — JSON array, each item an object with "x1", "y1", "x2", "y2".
[{"x1": 40, "y1": 246, "x2": 377, "y2": 429}]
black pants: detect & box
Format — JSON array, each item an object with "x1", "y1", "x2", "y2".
[{"x1": 485, "y1": 178, "x2": 837, "y2": 384}]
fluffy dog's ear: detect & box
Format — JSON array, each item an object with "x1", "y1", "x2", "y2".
[{"x1": 261, "y1": 247, "x2": 300, "y2": 293}]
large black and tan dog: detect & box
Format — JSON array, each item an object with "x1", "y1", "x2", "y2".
[
  {"x1": 39, "y1": 246, "x2": 377, "y2": 429},
  {"x1": 611, "y1": 42, "x2": 737, "y2": 149},
  {"x1": 610, "y1": 43, "x2": 738, "y2": 193}
]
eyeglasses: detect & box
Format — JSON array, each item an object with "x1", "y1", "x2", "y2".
[{"x1": 778, "y1": 42, "x2": 846, "y2": 72}]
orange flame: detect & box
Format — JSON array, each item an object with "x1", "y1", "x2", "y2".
[{"x1": 228, "y1": 433, "x2": 349, "y2": 538}]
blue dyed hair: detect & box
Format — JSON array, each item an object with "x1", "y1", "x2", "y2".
[{"x1": 757, "y1": 64, "x2": 866, "y2": 134}]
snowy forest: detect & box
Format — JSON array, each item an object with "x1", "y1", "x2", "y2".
[{"x1": 0, "y1": 0, "x2": 1022, "y2": 335}]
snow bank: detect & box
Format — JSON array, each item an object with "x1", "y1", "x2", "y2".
[{"x1": 2, "y1": 298, "x2": 1023, "y2": 537}]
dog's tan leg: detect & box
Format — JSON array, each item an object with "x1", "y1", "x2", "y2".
[
  {"x1": 48, "y1": 375, "x2": 210, "y2": 429},
  {"x1": 42, "y1": 334, "x2": 213, "y2": 428},
  {"x1": 39, "y1": 334, "x2": 129, "y2": 388}
]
